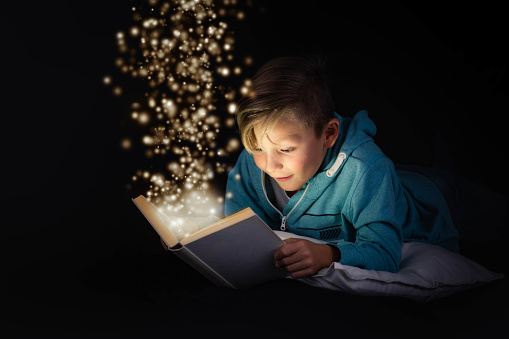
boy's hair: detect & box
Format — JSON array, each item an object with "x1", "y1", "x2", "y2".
[{"x1": 236, "y1": 55, "x2": 335, "y2": 153}]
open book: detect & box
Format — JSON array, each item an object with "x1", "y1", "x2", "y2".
[{"x1": 133, "y1": 195, "x2": 292, "y2": 289}]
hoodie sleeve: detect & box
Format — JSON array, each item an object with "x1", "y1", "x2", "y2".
[{"x1": 336, "y1": 156, "x2": 403, "y2": 272}]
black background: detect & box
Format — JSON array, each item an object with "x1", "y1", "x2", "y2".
[{"x1": 3, "y1": 1, "x2": 508, "y2": 336}]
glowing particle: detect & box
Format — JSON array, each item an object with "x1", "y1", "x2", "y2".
[
  {"x1": 224, "y1": 117, "x2": 235, "y2": 127},
  {"x1": 112, "y1": 85, "x2": 123, "y2": 96},
  {"x1": 227, "y1": 102, "x2": 236, "y2": 114},
  {"x1": 205, "y1": 131, "x2": 215, "y2": 140},
  {"x1": 130, "y1": 26, "x2": 140, "y2": 37},
  {"x1": 110, "y1": 0, "x2": 253, "y2": 216},
  {"x1": 103, "y1": 75, "x2": 112, "y2": 85},
  {"x1": 138, "y1": 112, "x2": 150, "y2": 124},
  {"x1": 217, "y1": 65, "x2": 230, "y2": 77},
  {"x1": 244, "y1": 56, "x2": 253, "y2": 66},
  {"x1": 143, "y1": 18, "x2": 159, "y2": 28},
  {"x1": 225, "y1": 138, "x2": 240, "y2": 152},
  {"x1": 143, "y1": 135, "x2": 155, "y2": 145},
  {"x1": 121, "y1": 138, "x2": 132, "y2": 149}
]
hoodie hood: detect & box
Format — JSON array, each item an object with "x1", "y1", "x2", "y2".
[
  {"x1": 298, "y1": 110, "x2": 377, "y2": 201},
  {"x1": 321, "y1": 110, "x2": 377, "y2": 176}
]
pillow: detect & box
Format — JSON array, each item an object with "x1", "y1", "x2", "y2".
[{"x1": 298, "y1": 242, "x2": 504, "y2": 302}]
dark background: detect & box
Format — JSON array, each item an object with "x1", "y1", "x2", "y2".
[{"x1": 3, "y1": 0, "x2": 508, "y2": 336}]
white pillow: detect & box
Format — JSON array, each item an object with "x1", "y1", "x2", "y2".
[{"x1": 298, "y1": 242, "x2": 504, "y2": 302}]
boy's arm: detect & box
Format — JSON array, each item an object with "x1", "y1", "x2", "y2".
[
  {"x1": 337, "y1": 157, "x2": 403, "y2": 273},
  {"x1": 336, "y1": 221, "x2": 401, "y2": 272}
]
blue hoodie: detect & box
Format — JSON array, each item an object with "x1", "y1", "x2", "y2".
[{"x1": 225, "y1": 110, "x2": 459, "y2": 273}]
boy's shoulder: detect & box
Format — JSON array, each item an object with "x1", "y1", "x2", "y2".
[
  {"x1": 348, "y1": 139, "x2": 386, "y2": 163},
  {"x1": 328, "y1": 141, "x2": 394, "y2": 191},
  {"x1": 345, "y1": 140, "x2": 392, "y2": 173}
]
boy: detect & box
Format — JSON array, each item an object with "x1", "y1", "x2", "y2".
[{"x1": 224, "y1": 55, "x2": 462, "y2": 278}]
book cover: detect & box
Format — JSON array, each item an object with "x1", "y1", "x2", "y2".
[{"x1": 132, "y1": 195, "x2": 289, "y2": 288}]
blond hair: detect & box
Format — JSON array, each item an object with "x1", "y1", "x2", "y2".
[{"x1": 236, "y1": 55, "x2": 335, "y2": 153}]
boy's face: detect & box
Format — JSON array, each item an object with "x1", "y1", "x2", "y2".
[{"x1": 252, "y1": 118, "x2": 337, "y2": 195}]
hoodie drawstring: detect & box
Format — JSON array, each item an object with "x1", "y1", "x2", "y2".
[{"x1": 326, "y1": 152, "x2": 346, "y2": 177}]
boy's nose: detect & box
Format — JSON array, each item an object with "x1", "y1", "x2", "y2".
[{"x1": 265, "y1": 154, "x2": 283, "y2": 173}]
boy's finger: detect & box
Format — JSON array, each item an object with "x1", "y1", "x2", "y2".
[
  {"x1": 284, "y1": 260, "x2": 309, "y2": 274},
  {"x1": 274, "y1": 241, "x2": 300, "y2": 260}
]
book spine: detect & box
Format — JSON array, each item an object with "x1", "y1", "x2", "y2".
[{"x1": 171, "y1": 247, "x2": 235, "y2": 288}]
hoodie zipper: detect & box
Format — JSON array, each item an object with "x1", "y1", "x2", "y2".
[
  {"x1": 280, "y1": 215, "x2": 288, "y2": 231},
  {"x1": 261, "y1": 172, "x2": 311, "y2": 231}
]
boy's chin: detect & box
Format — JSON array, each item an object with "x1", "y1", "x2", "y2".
[{"x1": 277, "y1": 182, "x2": 303, "y2": 194}]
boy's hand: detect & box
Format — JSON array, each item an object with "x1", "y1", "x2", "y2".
[{"x1": 274, "y1": 238, "x2": 341, "y2": 279}]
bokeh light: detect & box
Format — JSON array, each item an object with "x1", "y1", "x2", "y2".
[{"x1": 105, "y1": 0, "x2": 251, "y2": 217}]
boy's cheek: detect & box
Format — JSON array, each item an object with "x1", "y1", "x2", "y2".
[{"x1": 252, "y1": 154, "x2": 265, "y2": 171}]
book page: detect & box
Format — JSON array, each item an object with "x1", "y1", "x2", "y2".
[
  {"x1": 180, "y1": 208, "x2": 256, "y2": 245},
  {"x1": 132, "y1": 195, "x2": 180, "y2": 248},
  {"x1": 274, "y1": 230, "x2": 328, "y2": 244}
]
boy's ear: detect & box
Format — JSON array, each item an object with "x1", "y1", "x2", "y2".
[{"x1": 324, "y1": 118, "x2": 340, "y2": 148}]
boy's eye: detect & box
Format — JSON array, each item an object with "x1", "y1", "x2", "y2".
[{"x1": 280, "y1": 148, "x2": 294, "y2": 154}]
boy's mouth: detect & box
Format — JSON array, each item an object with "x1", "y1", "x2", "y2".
[{"x1": 275, "y1": 175, "x2": 293, "y2": 182}]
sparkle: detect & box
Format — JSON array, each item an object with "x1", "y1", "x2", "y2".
[
  {"x1": 102, "y1": 75, "x2": 112, "y2": 85},
  {"x1": 108, "y1": 0, "x2": 251, "y2": 217},
  {"x1": 121, "y1": 138, "x2": 132, "y2": 149}
]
